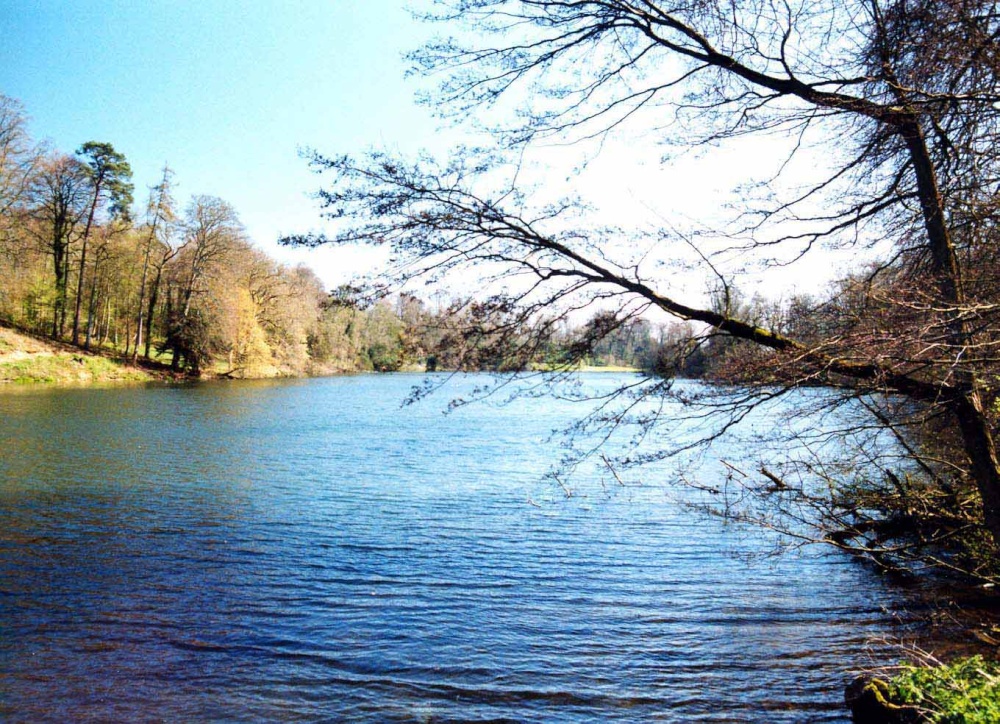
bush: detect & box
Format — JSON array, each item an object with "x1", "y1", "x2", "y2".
[{"x1": 889, "y1": 656, "x2": 1000, "y2": 723}]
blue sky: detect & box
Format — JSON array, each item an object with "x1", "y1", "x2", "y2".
[{"x1": 0, "y1": 1, "x2": 437, "y2": 285}]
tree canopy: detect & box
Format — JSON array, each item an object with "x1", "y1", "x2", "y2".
[{"x1": 0, "y1": 92, "x2": 458, "y2": 381}]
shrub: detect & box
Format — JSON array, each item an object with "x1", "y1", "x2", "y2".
[{"x1": 889, "y1": 656, "x2": 1000, "y2": 723}]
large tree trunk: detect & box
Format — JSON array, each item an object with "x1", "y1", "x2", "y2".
[
  {"x1": 51, "y1": 237, "x2": 66, "y2": 339},
  {"x1": 954, "y1": 392, "x2": 1000, "y2": 545},
  {"x1": 71, "y1": 232, "x2": 87, "y2": 345},
  {"x1": 72, "y1": 178, "x2": 103, "y2": 346},
  {"x1": 57, "y1": 243, "x2": 71, "y2": 339},
  {"x1": 144, "y1": 264, "x2": 163, "y2": 360},
  {"x1": 894, "y1": 118, "x2": 1000, "y2": 544},
  {"x1": 72, "y1": 218, "x2": 94, "y2": 344}
]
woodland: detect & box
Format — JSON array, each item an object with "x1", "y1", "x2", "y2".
[{"x1": 0, "y1": 91, "x2": 683, "y2": 381}]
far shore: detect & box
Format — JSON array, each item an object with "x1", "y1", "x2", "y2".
[{"x1": 0, "y1": 324, "x2": 644, "y2": 388}]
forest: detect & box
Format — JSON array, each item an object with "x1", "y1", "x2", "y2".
[
  {"x1": 0, "y1": 91, "x2": 430, "y2": 377},
  {"x1": 0, "y1": 91, "x2": 703, "y2": 378}
]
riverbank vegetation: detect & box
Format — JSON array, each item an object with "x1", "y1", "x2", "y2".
[
  {"x1": 848, "y1": 655, "x2": 1000, "y2": 723},
  {"x1": 889, "y1": 656, "x2": 1000, "y2": 723},
  {"x1": 0, "y1": 324, "x2": 152, "y2": 384},
  {"x1": 0, "y1": 97, "x2": 419, "y2": 379}
]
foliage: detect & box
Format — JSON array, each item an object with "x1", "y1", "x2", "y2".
[
  {"x1": 889, "y1": 656, "x2": 1000, "y2": 724},
  {"x1": 2, "y1": 84, "x2": 723, "y2": 383},
  {"x1": 0, "y1": 95, "x2": 461, "y2": 379},
  {"x1": 71, "y1": 141, "x2": 134, "y2": 348}
]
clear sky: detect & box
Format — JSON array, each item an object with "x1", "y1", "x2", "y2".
[{"x1": 0, "y1": 0, "x2": 438, "y2": 286}]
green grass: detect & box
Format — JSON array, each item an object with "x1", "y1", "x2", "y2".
[
  {"x1": 0, "y1": 353, "x2": 151, "y2": 384},
  {"x1": 889, "y1": 656, "x2": 1000, "y2": 723}
]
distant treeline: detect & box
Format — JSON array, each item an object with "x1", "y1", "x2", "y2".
[
  {"x1": 0, "y1": 91, "x2": 751, "y2": 378},
  {"x1": 0, "y1": 92, "x2": 460, "y2": 376},
  {"x1": 0, "y1": 86, "x2": 938, "y2": 384},
  {"x1": 0, "y1": 91, "x2": 693, "y2": 377},
  {"x1": 0, "y1": 118, "x2": 410, "y2": 374}
]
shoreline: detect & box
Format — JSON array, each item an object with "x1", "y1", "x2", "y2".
[{"x1": 0, "y1": 324, "x2": 644, "y2": 388}]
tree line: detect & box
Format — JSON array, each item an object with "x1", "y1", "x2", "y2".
[
  {"x1": 0, "y1": 93, "x2": 497, "y2": 377},
  {"x1": 0, "y1": 93, "x2": 714, "y2": 379}
]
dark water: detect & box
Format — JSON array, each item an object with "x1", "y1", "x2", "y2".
[{"x1": 0, "y1": 374, "x2": 919, "y2": 722}]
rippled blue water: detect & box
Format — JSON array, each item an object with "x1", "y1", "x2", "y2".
[{"x1": 0, "y1": 374, "x2": 912, "y2": 722}]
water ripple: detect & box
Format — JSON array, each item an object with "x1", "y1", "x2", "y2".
[{"x1": 0, "y1": 375, "x2": 925, "y2": 722}]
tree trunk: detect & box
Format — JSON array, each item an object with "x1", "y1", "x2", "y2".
[
  {"x1": 133, "y1": 249, "x2": 151, "y2": 364},
  {"x1": 954, "y1": 392, "x2": 1000, "y2": 545},
  {"x1": 57, "y1": 245, "x2": 71, "y2": 338},
  {"x1": 72, "y1": 172, "x2": 107, "y2": 346},
  {"x1": 101, "y1": 293, "x2": 112, "y2": 348},
  {"x1": 51, "y1": 237, "x2": 66, "y2": 339},
  {"x1": 84, "y1": 255, "x2": 100, "y2": 350},
  {"x1": 895, "y1": 120, "x2": 1000, "y2": 546},
  {"x1": 144, "y1": 264, "x2": 163, "y2": 360},
  {"x1": 123, "y1": 312, "x2": 132, "y2": 359}
]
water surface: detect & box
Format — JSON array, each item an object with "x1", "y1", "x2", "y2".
[{"x1": 0, "y1": 374, "x2": 917, "y2": 721}]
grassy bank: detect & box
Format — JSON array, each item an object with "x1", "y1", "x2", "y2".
[{"x1": 0, "y1": 326, "x2": 156, "y2": 385}]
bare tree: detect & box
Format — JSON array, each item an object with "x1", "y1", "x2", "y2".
[
  {"x1": 0, "y1": 94, "x2": 41, "y2": 254},
  {"x1": 286, "y1": 0, "x2": 1000, "y2": 572},
  {"x1": 132, "y1": 166, "x2": 176, "y2": 365}
]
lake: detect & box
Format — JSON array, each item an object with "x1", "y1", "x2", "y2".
[{"x1": 0, "y1": 374, "x2": 924, "y2": 722}]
